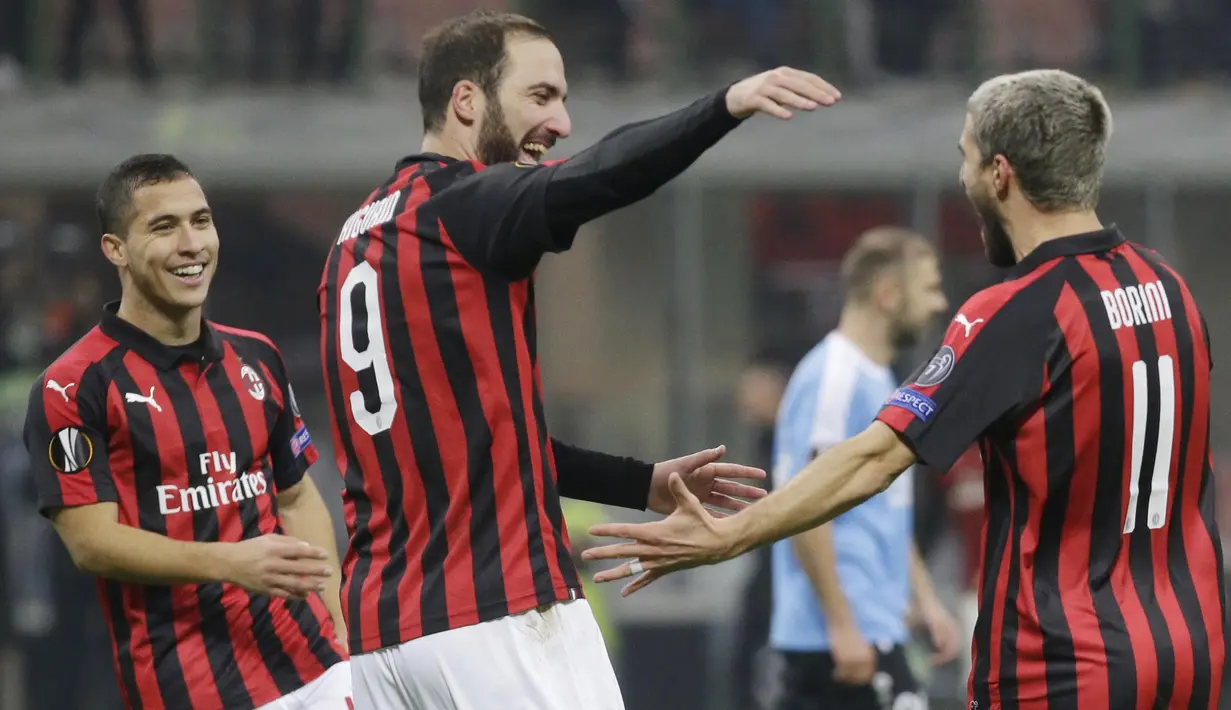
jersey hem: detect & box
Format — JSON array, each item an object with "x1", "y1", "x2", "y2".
[
  {"x1": 219, "y1": 657, "x2": 337, "y2": 710},
  {"x1": 349, "y1": 585, "x2": 584, "y2": 654}
]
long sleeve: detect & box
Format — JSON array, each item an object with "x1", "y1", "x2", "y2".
[
  {"x1": 552, "y1": 438, "x2": 653, "y2": 511},
  {"x1": 437, "y1": 88, "x2": 743, "y2": 279}
]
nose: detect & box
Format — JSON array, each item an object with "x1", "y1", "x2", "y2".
[
  {"x1": 176, "y1": 223, "x2": 208, "y2": 255},
  {"x1": 547, "y1": 104, "x2": 571, "y2": 140}
]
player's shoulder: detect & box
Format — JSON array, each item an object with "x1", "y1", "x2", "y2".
[
  {"x1": 210, "y1": 323, "x2": 283, "y2": 366},
  {"x1": 211, "y1": 322, "x2": 277, "y2": 351},
  {"x1": 1123, "y1": 239, "x2": 1169, "y2": 265},
  {"x1": 445, "y1": 156, "x2": 562, "y2": 189},
  {"x1": 956, "y1": 262, "x2": 1065, "y2": 324},
  {"x1": 781, "y1": 334, "x2": 860, "y2": 409},
  {"x1": 27, "y1": 328, "x2": 119, "y2": 425},
  {"x1": 956, "y1": 279, "x2": 1030, "y2": 322},
  {"x1": 394, "y1": 154, "x2": 482, "y2": 189},
  {"x1": 35, "y1": 326, "x2": 119, "y2": 395},
  {"x1": 783, "y1": 338, "x2": 831, "y2": 394},
  {"x1": 1121, "y1": 239, "x2": 1191, "y2": 284}
]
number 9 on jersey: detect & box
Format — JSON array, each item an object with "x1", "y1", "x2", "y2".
[{"x1": 339, "y1": 261, "x2": 398, "y2": 435}]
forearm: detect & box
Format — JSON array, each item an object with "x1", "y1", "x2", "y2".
[
  {"x1": 278, "y1": 484, "x2": 346, "y2": 638},
  {"x1": 729, "y1": 423, "x2": 912, "y2": 555},
  {"x1": 793, "y1": 525, "x2": 859, "y2": 631},
  {"x1": 59, "y1": 521, "x2": 231, "y2": 586},
  {"x1": 552, "y1": 438, "x2": 653, "y2": 510},
  {"x1": 545, "y1": 89, "x2": 742, "y2": 228},
  {"x1": 909, "y1": 543, "x2": 940, "y2": 607}
]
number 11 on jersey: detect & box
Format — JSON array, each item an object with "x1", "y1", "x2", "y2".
[{"x1": 1123, "y1": 355, "x2": 1175, "y2": 534}]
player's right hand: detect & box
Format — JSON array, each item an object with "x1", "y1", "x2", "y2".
[
  {"x1": 725, "y1": 67, "x2": 841, "y2": 120},
  {"x1": 829, "y1": 623, "x2": 878, "y2": 686},
  {"x1": 222, "y1": 534, "x2": 332, "y2": 600}
]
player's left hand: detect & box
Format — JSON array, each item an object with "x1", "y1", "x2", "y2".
[
  {"x1": 583, "y1": 472, "x2": 744, "y2": 596},
  {"x1": 915, "y1": 598, "x2": 962, "y2": 666},
  {"x1": 647, "y1": 445, "x2": 766, "y2": 517},
  {"x1": 725, "y1": 67, "x2": 842, "y2": 120}
]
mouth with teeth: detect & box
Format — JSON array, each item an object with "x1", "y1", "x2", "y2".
[
  {"x1": 169, "y1": 263, "x2": 207, "y2": 286},
  {"x1": 519, "y1": 139, "x2": 552, "y2": 165}
]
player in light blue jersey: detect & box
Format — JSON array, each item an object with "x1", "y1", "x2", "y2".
[{"x1": 770, "y1": 227, "x2": 960, "y2": 710}]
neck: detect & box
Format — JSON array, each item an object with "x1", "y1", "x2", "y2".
[
  {"x1": 836, "y1": 302, "x2": 896, "y2": 367},
  {"x1": 115, "y1": 293, "x2": 202, "y2": 346},
  {"x1": 1008, "y1": 208, "x2": 1104, "y2": 262},
  {"x1": 421, "y1": 129, "x2": 478, "y2": 163}
]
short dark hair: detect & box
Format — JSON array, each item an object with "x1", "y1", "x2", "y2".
[
  {"x1": 418, "y1": 10, "x2": 551, "y2": 133},
  {"x1": 840, "y1": 226, "x2": 936, "y2": 301},
  {"x1": 96, "y1": 153, "x2": 195, "y2": 237}
]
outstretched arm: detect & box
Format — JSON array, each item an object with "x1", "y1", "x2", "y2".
[
  {"x1": 581, "y1": 422, "x2": 913, "y2": 595},
  {"x1": 583, "y1": 291, "x2": 1046, "y2": 595},
  {"x1": 731, "y1": 422, "x2": 914, "y2": 552},
  {"x1": 554, "y1": 440, "x2": 767, "y2": 515},
  {"x1": 441, "y1": 68, "x2": 840, "y2": 278}
]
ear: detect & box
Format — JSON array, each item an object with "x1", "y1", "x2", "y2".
[
  {"x1": 991, "y1": 154, "x2": 1013, "y2": 200},
  {"x1": 450, "y1": 80, "x2": 481, "y2": 126},
  {"x1": 873, "y1": 274, "x2": 902, "y2": 311},
  {"x1": 100, "y1": 233, "x2": 127, "y2": 268}
]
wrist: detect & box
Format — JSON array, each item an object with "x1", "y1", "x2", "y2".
[
  {"x1": 201, "y1": 543, "x2": 235, "y2": 584},
  {"x1": 719, "y1": 512, "x2": 757, "y2": 559},
  {"x1": 718, "y1": 84, "x2": 749, "y2": 121},
  {"x1": 915, "y1": 590, "x2": 942, "y2": 613},
  {"x1": 827, "y1": 616, "x2": 860, "y2": 636}
]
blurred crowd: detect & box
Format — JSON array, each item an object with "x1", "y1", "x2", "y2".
[
  {"x1": 1, "y1": 0, "x2": 1230, "y2": 93},
  {"x1": 0, "y1": 195, "x2": 115, "y2": 709}
]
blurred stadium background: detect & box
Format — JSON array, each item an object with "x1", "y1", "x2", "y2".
[{"x1": 3, "y1": 0, "x2": 1231, "y2": 708}]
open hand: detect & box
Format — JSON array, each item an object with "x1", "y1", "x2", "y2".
[
  {"x1": 649, "y1": 445, "x2": 767, "y2": 516},
  {"x1": 726, "y1": 67, "x2": 842, "y2": 120},
  {"x1": 583, "y1": 473, "x2": 742, "y2": 596}
]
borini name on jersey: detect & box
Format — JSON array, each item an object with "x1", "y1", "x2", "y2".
[{"x1": 1101, "y1": 278, "x2": 1173, "y2": 330}]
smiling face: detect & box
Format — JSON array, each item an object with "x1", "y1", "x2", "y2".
[
  {"x1": 475, "y1": 34, "x2": 571, "y2": 166},
  {"x1": 101, "y1": 176, "x2": 218, "y2": 315}
]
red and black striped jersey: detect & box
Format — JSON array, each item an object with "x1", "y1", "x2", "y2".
[
  {"x1": 24, "y1": 303, "x2": 345, "y2": 710},
  {"x1": 319, "y1": 90, "x2": 743, "y2": 653},
  {"x1": 877, "y1": 227, "x2": 1224, "y2": 710}
]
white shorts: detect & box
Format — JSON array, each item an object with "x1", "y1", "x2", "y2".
[
  {"x1": 256, "y1": 661, "x2": 353, "y2": 710},
  {"x1": 352, "y1": 599, "x2": 624, "y2": 710}
]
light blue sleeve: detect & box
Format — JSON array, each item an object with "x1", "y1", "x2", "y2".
[{"x1": 771, "y1": 367, "x2": 821, "y2": 489}]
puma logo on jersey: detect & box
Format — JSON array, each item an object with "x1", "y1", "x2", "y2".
[
  {"x1": 125, "y1": 386, "x2": 163, "y2": 413},
  {"x1": 954, "y1": 314, "x2": 984, "y2": 337},
  {"x1": 337, "y1": 190, "x2": 401, "y2": 245},
  {"x1": 1101, "y1": 280, "x2": 1172, "y2": 331},
  {"x1": 46, "y1": 380, "x2": 76, "y2": 402}
]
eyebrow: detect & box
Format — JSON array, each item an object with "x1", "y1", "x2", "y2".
[{"x1": 145, "y1": 207, "x2": 211, "y2": 227}]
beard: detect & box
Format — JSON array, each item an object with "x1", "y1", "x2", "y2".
[
  {"x1": 476, "y1": 98, "x2": 521, "y2": 165},
  {"x1": 971, "y1": 187, "x2": 1017, "y2": 268},
  {"x1": 889, "y1": 317, "x2": 923, "y2": 353}
]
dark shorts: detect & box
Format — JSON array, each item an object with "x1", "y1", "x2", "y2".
[{"x1": 773, "y1": 644, "x2": 925, "y2": 710}]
